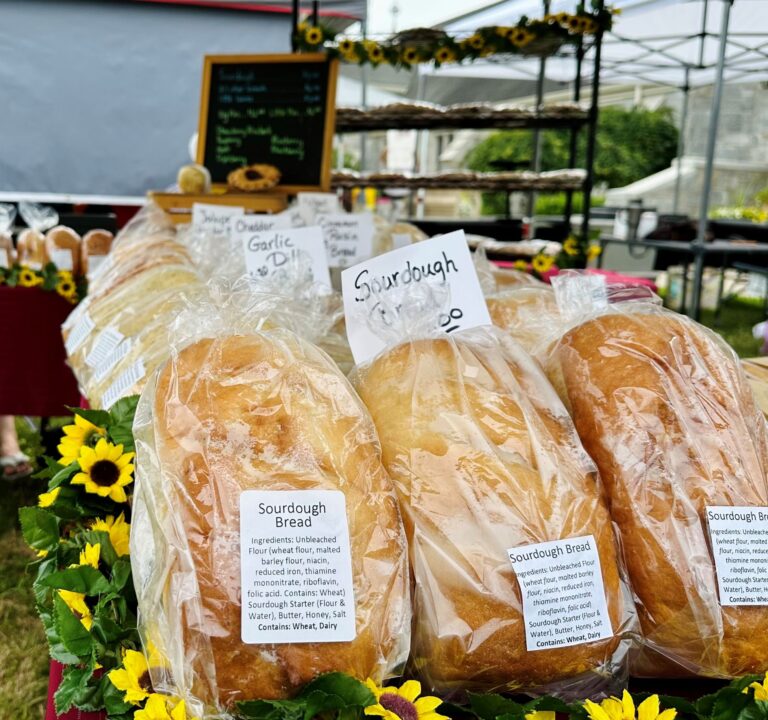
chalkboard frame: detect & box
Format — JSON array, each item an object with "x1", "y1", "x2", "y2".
[{"x1": 197, "y1": 53, "x2": 338, "y2": 193}]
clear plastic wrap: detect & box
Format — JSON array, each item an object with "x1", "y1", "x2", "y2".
[
  {"x1": 130, "y1": 290, "x2": 412, "y2": 716},
  {"x1": 546, "y1": 274, "x2": 768, "y2": 678},
  {"x1": 486, "y1": 286, "x2": 561, "y2": 358},
  {"x1": 0, "y1": 204, "x2": 15, "y2": 268},
  {"x1": 349, "y1": 293, "x2": 632, "y2": 697}
]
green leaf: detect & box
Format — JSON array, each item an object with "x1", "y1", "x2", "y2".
[
  {"x1": 103, "y1": 673, "x2": 134, "y2": 717},
  {"x1": 237, "y1": 699, "x2": 305, "y2": 720},
  {"x1": 39, "y1": 566, "x2": 111, "y2": 595},
  {"x1": 524, "y1": 696, "x2": 574, "y2": 714},
  {"x1": 67, "y1": 407, "x2": 111, "y2": 428},
  {"x1": 712, "y1": 688, "x2": 750, "y2": 720},
  {"x1": 19, "y1": 506, "x2": 59, "y2": 552},
  {"x1": 110, "y1": 559, "x2": 133, "y2": 592},
  {"x1": 657, "y1": 695, "x2": 700, "y2": 719},
  {"x1": 53, "y1": 593, "x2": 93, "y2": 658},
  {"x1": 55, "y1": 665, "x2": 93, "y2": 715},
  {"x1": 108, "y1": 395, "x2": 139, "y2": 426},
  {"x1": 50, "y1": 460, "x2": 80, "y2": 489},
  {"x1": 301, "y1": 672, "x2": 376, "y2": 720},
  {"x1": 469, "y1": 693, "x2": 524, "y2": 720},
  {"x1": 35, "y1": 455, "x2": 66, "y2": 480},
  {"x1": 71, "y1": 674, "x2": 107, "y2": 713},
  {"x1": 38, "y1": 605, "x2": 81, "y2": 665}
]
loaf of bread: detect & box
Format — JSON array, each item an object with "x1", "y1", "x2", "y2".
[
  {"x1": 492, "y1": 267, "x2": 545, "y2": 290},
  {"x1": 81, "y1": 229, "x2": 114, "y2": 278},
  {"x1": 16, "y1": 228, "x2": 48, "y2": 269},
  {"x1": 487, "y1": 286, "x2": 560, "y2": 356},
  {"x1": 353, "y1": 330, "x2": 626, "y2": 694},
  {"x1": 551, "y1": 308, "x2": 768, "y2": 677},
  {"x1": 46, "y1": 226, "x2": 82, "y2": 275},
  {"x1": 0, "y1": 232, "x2": 14, "y2": 268},
  {"x1": 133, "y1": 331, "x2": 411, "y2": 711}
]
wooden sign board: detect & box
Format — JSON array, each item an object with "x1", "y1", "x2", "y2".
[{"x1": 197, "y1": 53, "x2": 338, "y2": 194}]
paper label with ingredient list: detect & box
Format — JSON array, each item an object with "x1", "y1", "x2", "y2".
[{"x1": 318, "y1": 212, "x2": 374, "y2": 269}]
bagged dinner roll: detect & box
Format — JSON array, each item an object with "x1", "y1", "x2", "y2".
[
  {"x1": 548, "y1": 275, "x2": 768, "y2": 677},
  {"x1": 487, "y1": 286, "x2": 561, "y2": 357},
  {"x1": 81, "y1": 229, "x2": 114, "y2": 279},
  {"x1": 46, "y1": 226, "x2": 81, "y2": 275},
  {"x1": 16, "y1": 228, "x2": 48, "y2": 269},
  {"x1": 130, "y1": 293, "x2": 411, "y2": 714},
  {"x1": 352, "y1": 325, "x2": 629, "y2": 697}
]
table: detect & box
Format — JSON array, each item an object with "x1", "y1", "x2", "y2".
[
  {"x1": 597, "y1": 236, "x2": 768, "y2": 319},
  {"x1": 0, "y1": 287, "x2": 80, "y2": 416}
]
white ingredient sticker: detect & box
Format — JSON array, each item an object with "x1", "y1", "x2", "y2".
[
  {"x1": 297, "y1": 192, "x2": 340, "y2": 225},
  {"x1": 191, "y1": 203, "x2": 244, "y2": 237},
  {"x1": 240, "y1": 490, "x2": 356, "y2": 644},
  {"x1": 93, "y1": 339, "x2": 133, "y2": 383},
  {"x1": 318, "y1": 212, "x2": 375, "y2": 269},
  {"x1": 391, "y1": 233, "x2": 411, "y2": 250},
  {"x1": 86, "y1": 255, "x2": 109, "y2": 281},
  {"x1": 341, "y1": 231, "x2": 492, "y2": 365},
  {"x1": 50, "y1": 248, "x2": 74, "y2": 271},
  {"x1": 64, "y1": 312, "x2": 95, "y2": 355},
  {"x1": 101, "y1": 359, "x2": 145, "y2": 409},
  {"x1": 85, "y1": 328, "x2": 125, "y2": 368},
  {"x1": 507, "y1": 535, "x2": 613, "y2": 651},
  {"x1": 0, "y1": 248, "x2": 9, "y2": 269},
  {"x1": 707, "y1": 506, "x2": 768, "y2": 605},
  {"x1": 240, "y1": 226, "x2": 331, "y2": 287}
]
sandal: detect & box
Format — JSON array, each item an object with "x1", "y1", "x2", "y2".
[{"x1": 0, "y1": 452, "x2": 33, "y2": 481}]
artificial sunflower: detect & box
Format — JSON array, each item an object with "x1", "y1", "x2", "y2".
[
  {"x1": 304, "y1": 26, "x2": 323, "y2": 46},
  {"x1": 568, "y1": 15, "x2": 587, "y2": 32},
  {"x1": 555, "y1": 11, "x2": 571, "y2": 24},
  {"x1": 467, "y1": 33, "x2": 484, "y2": 50},
  {"x1": 109, "y1": 649, "x2": 154, "y2": 705},
  {"x1": 58, "y1": 413, "x2": 107, "y2": 466},
  {"x1": 338, "y1": 38, "x2": 355, "y2": 54},
  {"x1": 510, "y1": 28, "x2": 535, "y2": 47},
  {"x1": 585, "y1": 691, "x2": 677, "y2": 720},
  {"x1": 401, "y1": 47, "x2": 419, "y2": 64},
  {"x1": 563, "y1": 236, "x2": 580, "y2": 256},
  {"x1": 367, "y1": 42, "x2": 385, "y2": 64},
  {"x1": 513, "y1": 259, "x2": 529, "y2": 272},
  {"x1": 587, "y1": 244, "x2": 603, "y2": 261},
  {"x1": 495, "y1": 26, "x2": 511, "y2": 38},
  {"x1": 90, "y1": 513, "x2": 131, "y2": 556},
  {"x1": 434, "y1": 47, "x2": 456, "y2": 64},
  {"x1": 364, "y1": 679, "x2": 448, "y2": 720},
  {"x1": 135, "y1": 694, "x2": 194, "y2": 720},
  {"x1": 71, "y1": 438, "x2": 135, "y2": 503},
  {"x1": 525, "y1": 713, "x2": 555, "y2": 720},
  {"x1": 38, "y1": 487, "x2": 61, "y2": 508},
  {"x1": 18, "y1": 266, "x2": 42, "y2": 288},
  {"x1": 581, "y1": 18, "x2": 599, "y2": 34},
  {"x1": 532, "y1": 254, "x2": 555, "y2": 274},
  {"x1": 58, "y1": 589, "x2": 93, "y2": 631},
  {"x1": 77, "y1": 542, "x2": 101, "y2": 570},
  {"x1": 744, "y1": 671, "x2": 768, "y2": 701}
]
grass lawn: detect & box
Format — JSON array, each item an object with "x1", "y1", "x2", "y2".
[{"x1": 699, "y1": 296, "x2": 765, "y2": 358}]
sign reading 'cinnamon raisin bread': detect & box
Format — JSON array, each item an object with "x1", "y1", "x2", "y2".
[
  {"x1": 240, "y1": 490, "x2": 356, "y2": 644},
  {"x1": 197, "y1": 54, "x2": 338, "y2": 192}
]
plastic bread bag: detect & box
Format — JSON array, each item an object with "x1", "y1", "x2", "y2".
[
  {"x1": 545, "y1": 271, "x2": 768, "y2": 678},
  {"x1": 473, "y1": 245, "x2": 545, "y2": 296},
  {"x1": 16, "y1": 201, "x2": 58, "y2": 269},
  {"x1": 129, "y1": 281, "x2": 412, "y2": 716},
  {"x1": 0, "y1": 203, "x2": 16, "y2": 268},
  {"x1": 349, "y1": 283, "x2": 632, "y2": 698},
  {"x1": 81, "y1": 229, "x2": 114, "y2": 280}
]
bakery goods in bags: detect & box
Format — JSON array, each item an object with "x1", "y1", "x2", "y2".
[
  {"x1": 16, "y1": 228, "x2": 48, "y2": 269},
  {"x1": 487, "y1": 286, "x2": 560, "y2": 357},
  {"x1": 132, "y1": 330, "x2": 410, "y2": 710},
  {"x1": 81, "y1": 229, "x2": 114, "y2": 278},
  {"x1": 46, "y1": 226, "x2": 82, "y2": 275},
  {"x1": 551, "y1": 308, "x2": 768, "y2": 677},
  {"x1": 353, "y1": 330, "x2": 626, "y2": 695}
]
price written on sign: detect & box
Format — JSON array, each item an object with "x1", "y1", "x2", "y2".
[
  {"x1": 340, "y1": 231, "x2": 492, "y2": 365},
  {"x1": 317, "y1": 212, "x2": 374, "y2": 269},
  {"x1": 238, "y1": 226, "x2": 331, "y2": 287}
]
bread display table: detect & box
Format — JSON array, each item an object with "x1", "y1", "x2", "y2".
[{"x1": 0, "y1": 286, "x2": 79, "y2": 416}]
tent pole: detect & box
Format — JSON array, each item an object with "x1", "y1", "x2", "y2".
[
  {"x1": 673, "y1": 67, "x2": 690, "y2": 215},
  {"x1": 580, "y1": 0, "x2": 604, "y2": 244},
  {"x1": 690, "y1": 0, "x2": 732, "y2": 321},
  {"x1": 291, "y1": 0, "x2": 300, "y2": 51},
  {"x1": 360, "y1": 15, "x2": 368, "y2": 175}
]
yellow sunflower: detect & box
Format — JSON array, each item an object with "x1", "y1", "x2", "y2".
[
  {"x1": 744, "y1": 672, "x2": 768, "y2": 700},
  {"x1": 568, "y1": 15, "x2": 587, "y2": 32},
  {"x1": 109, "y1": 649, "x2": 154, "y2": 705},
  {"x1": 434, "y1": 47, "x2": 456, "y2": 64},
  {"x1": 496, "y1": 26, "x2": 511, "y2": 38},
  {"x1": 526, "y1": 713, "x2": 555, "y2": 720},
  {"x1": 304, "y1": 26, "x2": 323, "y2": 45},
  {"x1": 58, "y1": 414, "x2": 107, "y2": 466},
  {"x1": 467, "y1": 33, "x2": 484, "y2": 50},
  {"x1": 585, "y1": 691, "x2": 677, "y2": 720},
  {"x1": 339, "y1": 38, "x2": 355, "y2": 54},
  {"x1": 38, "y1": 487, "x2": 61, "y2": 508},
  {"x1": 532, "y1": 254, "x2": 555, "y2": 274},
  {"x1": 513, "y1": 259, "x2": 529, "y2": 272},
  {"x1": 56, "y1": 270, "x2": 77, "y2": 300},
  {"x1": 581, "y1": 18, "x2": 599, "y2": 34},
  {"x1": 587, "y1": 244, "x2": 603, "y2": 261},
  {"x1": 563, "y1": 236, "x2": 580, "y2": 256},
  {"x1": 510, "y1": 28, "x2": 535, "y2": 47},
  {"x1": 402, "y1": 47, "x2": 419, "y2": 64},
  {"x1": 555, "y1": 11, "x2": 571, "y2": 24},
  {"x1": 367, "y1": 43, "x2": 384, "y2": 64},
  {"x1": 135, "y1": 694, "x2": 195, "y2": 720},
  {"x1": 58, "y1": 589, "x2": 93, "y2": 630},
  {"x1": 364, "y1": 679, "x2": 448, "y2": 720},
  {"x1": 18, "y1": 266, "x2": 43, "y2": 288},
  {"x1": 90, "y1": 513, "x2": 131, "y2": 556},
  {"x1": 71, "y1": 438, "x2": 135, "y2": 503},
  {"x1": 76, "y1": 542, "x2": 100, "y2": 569}
]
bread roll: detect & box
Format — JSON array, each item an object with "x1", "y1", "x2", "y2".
[
  {"x1": 551, "y1": 308, "x2": 768, "y2": 677},
  {"x1": 353, "y1": 331, "x2": 626, "y2": 694},
  {"x1": 492, "y1": 267, "x2": 545, "y2": 290},
  {"x1": 16, "y1": 228, "x2": 48, "y2": 269},
  {"x1": 0, "y1": 232, "x2": 15, "y2": 268},
  {"x1": 487, "y1": 286, "x2": 560, "y2": 356},
  {"x1": 46, "y1": 226, "x2": 82, "y2": 275},
  {"x1": 81, "y1": 229, "x2": 114, "y2": 277},
  {"x1": 134, "y1": 331, "x2": 410, "y2": 710}
]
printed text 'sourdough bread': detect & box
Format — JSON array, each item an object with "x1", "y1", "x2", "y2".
[
  {"x1": 138, "y1": 331, "x2": 410, "y2": 710},
  {"x1": 353, "y1": 331, "x2": 626, "y2": 694},
  {"x1": 487, "y1": 286, "x2": 560, "y2": 357},
  {"x1": 552, "y1": 309, "x2": 768, "y2": 677}
]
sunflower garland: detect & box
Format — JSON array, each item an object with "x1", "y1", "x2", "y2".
[{"x1": 0, "y1": 261, "x2": 87, "y2": 303}]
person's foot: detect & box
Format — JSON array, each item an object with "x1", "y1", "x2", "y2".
[{"x1": 0, "y1": 453, "x2": 32, "y2": 480}]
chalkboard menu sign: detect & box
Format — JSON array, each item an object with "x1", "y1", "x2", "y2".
[{"x1": 197, "y1": 54, "x2": 338, "y2": 192}]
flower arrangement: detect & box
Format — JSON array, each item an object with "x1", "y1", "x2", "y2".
[
  {"x1": 294, "y1": 5, "x2": 615, "y2": 68},
  {"x1": 511, "y1": 235, "x2": 602, "y2": 281},
  {"x1": 0, "y1": 261, "x2": 87, "y2": 304},
  {"x1": 21, "y1": 403, "x2": 768, "y2": 720}
]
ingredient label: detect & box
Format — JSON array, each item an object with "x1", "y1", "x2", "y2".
[
  {"x1": 94, "y1": 340, "x2": 133, "y2": 383},
  {"x1": 65, "y1": 312, "x2": 95, "y2": 355},
  {"x1": 50, "y1": 248, "x2": 74, "y2": 271},
  {"x1": 191, "y1": 203, "x2": 243, "y2": 236},
  {"x1": 85, "y1": 328, "x2": 125, "y2": 369},
  {"x1": 318, "y1": 212, "x2": 374, "y2": 268},
  {"x1": 101, "y1": 360, "x2": 145, "y2": 409}
]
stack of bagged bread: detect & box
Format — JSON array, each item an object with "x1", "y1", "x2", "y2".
[{"x1": 16, "y1": 224, "x2": 113, "y2": 278}]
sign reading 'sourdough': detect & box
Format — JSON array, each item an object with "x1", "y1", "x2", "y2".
[{"x1": 197, "y1": 53, "x2": 338, "y2": 192}]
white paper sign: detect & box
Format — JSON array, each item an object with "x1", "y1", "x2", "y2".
[
  {"x1": 94, "y1": 339, "x2": 133, "y2": 383},
  {"x1": 276, "y1": 206, "x2": 305, "y2": 228},
  {"x1": 240, "y1": 490, "x2": 356, "y2": 644},
  {"x1": 341, "y1": 231, "x2": 492, "y2": 365},
  {"x1": 240, "y1": 226, "x2": 331, "y2": 287},
  {"x1": 85, "y1": 328, "x2": 125, "y2": 369},
  {"x1": 297, "y1": 192, "x2": 340, "y2": 225},
  {"x1": 318, "y1": 212, "x2": 375, "y2": 269},
  {"x1": 391, "y1": 233, "x2": 411, "y2": 250},
  {"x1": 50, "y1": 248, "x2": 74, "y2": 271},
  {"x1": 64, "y1": 312, "x2": 95, "y2": 355},
  {"x1": 101, "y1": 359, "x2": 145, "y2": 409},
  {"x1": 191, "y1": 203, "x2": 244, "y2": 236},
  {"x1": 0, "y1": 248, "x2": 9, "y2": 269},
  {"x1": 231, "y1": 213, "x2": 292, "y2": 236},
  {"x1": 707, "y1": 506, "x2": 768, "y2": 606},
  {"x1": 507, "y1": 535, "x2": 613, "y2": 651}
]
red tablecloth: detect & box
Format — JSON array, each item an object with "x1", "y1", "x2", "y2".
[{"x1": 0, "y1": 286, "x2": 80, "y2": 416}]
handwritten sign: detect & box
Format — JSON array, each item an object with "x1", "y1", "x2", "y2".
[
  {"x1": 197, "y1": 54, "x2": 338, "y2": 191},
  {"x1": 341, "y1": 231, "x2": 492, "y2": 365},
  {"x1": 297, "y1": 192, "x2": 340, "y2": 225},
  {"x1": 192, "y1": 203, "x2": 244, "y2": 236},
  {"x1": 239, "y1": 226, "x2": 331, "y2": 287},
  {"x1": 318, "y1": 213, "x2": 374, "y2": 269},
  {"x1": 232, "y1": 214, "x2": 292, "y2": 236}
]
